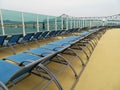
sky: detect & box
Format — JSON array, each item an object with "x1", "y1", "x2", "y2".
[{"x1": 0, "y1": 0, "x2": 120, "y2": 17}]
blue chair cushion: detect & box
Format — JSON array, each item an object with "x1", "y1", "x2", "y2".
[
  {"x1": 27, "y1": 48, "x2": 54, "y2": 57},
  {"x1": 41, "y1": 44, "x2": 64, "y2": 51},
  {"x1": 6, "y1": 53, "x2": 41, "y2": 64},
  {"x1": 0, "y1": 60, "x2": 20, "y2": 84}
]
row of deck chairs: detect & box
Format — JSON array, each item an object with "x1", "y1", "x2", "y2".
[
  {"x1": 0, "y1": 28, "x2": 80, "y2": 54},
  {"x1": 0, "y1": 27, "x2": 106, "y2": 90}
]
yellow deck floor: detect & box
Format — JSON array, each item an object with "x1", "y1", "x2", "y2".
[
  {"x1": 1, "y1": 28, "x2": 120, "y2": 90},
  {"x1": 75, "y1": 28, "x2": 120, "y2": 90}
]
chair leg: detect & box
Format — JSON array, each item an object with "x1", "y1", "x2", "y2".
[
  {"x1": 78, "y1": 46, "x2": 89, "y2": 60},
  {"x1": 36, "y1": 64, "x2": 63, "y2": 90},
  {"x1": 70, "y1": 45, "x2": 89, "y2": 60},
  {"x1": 57, "y1": 54, "x2": 78, "y2": 78},
  {"x1": 34, "y1": 39, "x2": 40, "y2": 47},
  {"x1": 67, "y1": 48, "x2": 85, "y2": 66},
  {"x1": 24, "y1": 42, "x2": 30, "y2": 50},
  {"x1": 77, "y1": 43, "x2": 92, "y2": 55},
  {"x1": 0, "y1": 81, "x2": 9, "y2": 90},
  {"x1": 8, "y1": 44, "x2": 16, "y2": 55},
  {"x1": 7, "y1": 81, "x2": 18, "y2": 90},
  {"x1": 85, "y1": 41, "x2": 94, "y2": 50}
]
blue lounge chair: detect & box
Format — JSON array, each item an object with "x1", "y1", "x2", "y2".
[
  {"x1": 0, "y1": 35, "x2": 7, "y2": 47},
  {"x1": 0, "y1": 60, "x2": 63, "y2": 90},
  {"x1": 26, "y1": 46, "x2": 78, "y2": 79},
  {"x1": 4, "y1": 34, "x2": 22, "y2": 54},
  {"x1": 19, "y1": 33, "x2": 34, "y2": 50},
  {"x1": 55, "y1": 30, "x2": 63, "y2": 36},
  {"x1": 26, "y1": 48, "x2": 55, "y2": 57},
  {"x1": 39, "y1": 31, "x2": 49, "y2": 39},
  {"x1": 46, "y1": 30, "x2": 56, "y2": 38},
  {"x1": 53, "y1": 30, "x2": 60, "y2": 37},
  {"x1": 33, "y1": 32, "x2": 42, "y2": 40},
  {"x1": 20, "y1": 33, "x2": 34, "y2": 43},
  {"x1": 32, "y1": 32, "x2": 42, "y2": 46},
  {"x1": 5, "y1": 53, "x2": 41, "y2": 65}
]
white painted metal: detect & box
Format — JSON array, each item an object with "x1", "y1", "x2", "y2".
[
  {"x1": 22, "y1": 12, "x2": 25, "y2": 36},
  {"x1": 0, "y1": 9, "x2": 5, "y2": 35}
]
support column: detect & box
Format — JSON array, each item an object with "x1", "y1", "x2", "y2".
[
  {"x1": 66, "y1": 16, "x2": 68, "y2": 30},
  {"x1": 61, "y1": 17, "x2": 63, "y2": 30},
  {"x1": 74, "y1": 17, "x2": 76, "y2": 28},
  {"x1": 37, "y1": 15, "x2": 39, "y2": 32},
  {"x1": 47, "y1": 16, "x2": 49, "y2": 31},
  {"x1": 0, "y1": 9, "x2": 5, "y2": 35},
  {"x1": 55, "y1": 17, "x2": 57, "y2": 31},
  {"x1": 22, "y1": 12, "x2": 25, "y2": 36},
  {"x1": 70, "y1": 17, "x2": 72, "y2": 29}
]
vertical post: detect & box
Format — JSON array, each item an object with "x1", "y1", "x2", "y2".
[
  {"x1": 77, "y1": 17, "x2": 79, "y2": 28},
  {"x1": 80, "y1": 17, "x2": 82, "y2": 28},
  {"x1": 92, "y1": 17, "x2": 94, "y2": 27},
  {"x1": 111, "y1": 16, "x2": 112, "y2": 26},
  {"x1": 66, "y1": 16, "x2": 68, "y2": 30},
  {"x1": 102, "y1": 18, "x2": 104, "y2": 26},
  {"x1": 97, "y1": 18, "x2": 99, "y2": 27},
  {"x1": 97, "y1": 17, "x2": 100, "y2": 26},
  {"x1": 76, "y1": 17, "x2": 78, "y2": 28},
  {"x1": 74, "y1": 17, "x2": 75, "y2": 28},
  {"x1": 95, "y1": 17, "x2": 96, "y2": 26},
  {"x1": 47, "y1": 16, "x2": 49, "y2": 31},
  {"x1": 37, "y1": 14, "x2": 39, "y2": 32},
  {"x1": 0, "y1": 9, "x2": 5, "y2": 35},
  {"x1": 79, "y1": 17, "x2": 80, "y2": 28},
  {"x1": 94, "y1": 17, "x2": 96, "y2": 26},
  {"x1": 89, "y1": 17, "x2": 92, "y2": 28},
  {"x1": 118, "y1": 16, "x2": 119, "y2": 26},
  {"x1": 95, "y1": 17, "x2": 97, "y2": 26},
  {"x1": 61, "y1": 17, "x2": 63, "y2": 30},
  {"x1": 84, "y1": 18, "x2": 86, "y2": 27},
  {"x1": 82, "y1": 18, "x2": 85, "y2": 28},
  {"x1": 22, "y1": 12, "x2": 25, "y2": 36},
  {"x1": 70, "y1": 17, "x2": 72, "y2": 29},
  {"x1": 117, "y1": 16, "x2": 119, "y2": 26},
  {"x1": 55, "y1": 17, "x2": 57, "y2": 31},
  {"x1": 100, "y1": 17, "x2": 102, "y2": 26},
  {"x1": 105, "y1": 17, "x2": 107, "y2": 26}
]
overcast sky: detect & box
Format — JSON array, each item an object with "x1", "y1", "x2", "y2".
[{"x1": 0, "y1": 0, "x2": 120, "y2": 17}]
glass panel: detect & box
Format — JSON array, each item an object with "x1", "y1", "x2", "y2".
[
  {"x1": 1, "y1": 9, "x2": 22, "y2": 35},
  {"x1": 0, "y1": 13, "x2": 2, "y2": 35},
  {"x1": 63, "y1": 17, "x2": 66, "y2": 30},
  {"x1": 93, "y1": 20, "x2": 97, "y2": 26},
  {"x1": 81, "y1": 18, "x2": 84, "y2": 28},
  {"x1": 75, "y1": 18, "x2": 77, "y2": 28},
  {"x1": 23, "y1": 12, "x2": 37, "y2": 33},
  {"x1": 49, "y1": 16, "x2": 55, "y2": 31},
  {"x1": 56, "y1": 17, "x2": 62, "y2": 30},
  {"x1": 72, "y1": 18, "x2": 75, "y2": 28},
  {"x1": 38, "y1": 14, "x2": 47, "y2": 31},
  {"x1": 80, "y1": 19, "x2": 82, "y2": 28},
  {"x1": 68, "y1": 18, "x2": 71, "y2": 29},
  {"x1": 84, "y1": 20, "x2": 86, "y2": 27},
  {"x1": 86, "y1": 20, "x2": 90, "y2": 27}
]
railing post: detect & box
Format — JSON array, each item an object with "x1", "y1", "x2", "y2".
[
  {"x1": 70, "y1": 17, "x2": 72, "y2": 29},
  {"x1": 55, "y1": 17, "x2": 57, "y2": 31},
  {"x1": 61, "y1": 17, "x2": 63, "y2": 30},
  {"x1": 0, "y1": 9, "x2": 5, "y2": 35},
  {"x1": 37, "y1": 14, "x2": 39, "y2": 32},
  {"x1": 47, "y1": 16, "x2": 49, "y2": 31},
  {"x1": 22, "y1": 12, "x2": 25, "y2": 36},
  {"x1": 66, "y1": 16, "x2": 68, "y2": 30}
]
